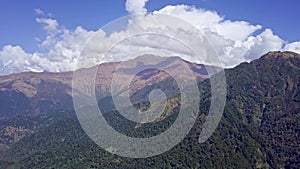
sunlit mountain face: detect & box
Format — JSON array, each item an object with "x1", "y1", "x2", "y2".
[{"x1": 0, "y1": 55, "x2": 212, "y2": 122}]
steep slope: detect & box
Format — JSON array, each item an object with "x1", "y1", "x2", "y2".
[{"x1": 226, "y1": 51, "x2": 300, "y2": 167}]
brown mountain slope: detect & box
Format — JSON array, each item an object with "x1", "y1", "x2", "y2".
[{"x1": 0, "y1": 55, "x2": 214, "y2": 120}]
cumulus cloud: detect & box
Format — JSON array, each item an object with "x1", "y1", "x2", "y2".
[
  {"x1": 284, "y1": 41, "x2": 300, "y2": 54},
  {"x1": 126, "y1": 0, "x2": 149, "y2": 14},
  {"x1": 1, "y1": 1, "x2": 300, "y2": 75},
  {"x1": 154, "y1": 5, "x2": 262, "y2": 41},
  {"x1": 0, "y1": 18, "x2": 95, "y2": 75},
  {"x1": 243, "y1": 29, "x2": 284, "y2": 61}
]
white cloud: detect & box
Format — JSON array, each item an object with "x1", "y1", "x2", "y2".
[
  {"x1": 284, "y1": 41, "x2": 300, "y2": 54},
  {"x1": 34, "y1": 8, "x2": 45, "y2": 15},
  {"x1": 0, "y1": 18, "x2": 95, "y2": 75},
  {"x1": 34, "y1": 8, "x2": 54, "y2": 17},
  {"x1": 154, "y1": 5, "x2": 262, "y2": 41},
  {"x1": 0, "y1": 45, "x2": 37, "y2": 75},
  {"x1": 125, "y1": 5, "x2": 284, "y2": 67},
  {"x1": 126, "y1": 0, "x2": 149, "y2": 14},
  {"x1": 214, "y1": 20, "x2": 262, "y2": 41},
  {"x1": 0, "y1": 1, "x2": 300, "y2": 75},
  {"x1": 155, "y1": 5, "x2": 223, "y2": 28},
  {"x1": 243, "y1": 29, "x2": 284, "y2": 61},
  {"x1": 36, "y1": 18, "x2": 60, "y2": 36}
]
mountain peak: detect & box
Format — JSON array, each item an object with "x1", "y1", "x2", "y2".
[{"x1": 262, "y1": 51, "x2": 300, "y2": 59}]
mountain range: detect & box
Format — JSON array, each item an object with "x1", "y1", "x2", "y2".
[{"x1": 0, "y1": 51, "x2": 299, "y2": 168}]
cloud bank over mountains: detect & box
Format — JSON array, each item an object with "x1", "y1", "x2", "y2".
[{"x1": 0, "y1": 0, "x2": 299, "y2": 75}]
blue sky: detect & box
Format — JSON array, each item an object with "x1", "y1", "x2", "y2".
[
  {"x1": 0, "y1": 0, "x2": 299, "y2": 74},
  {"x1": 1, "y1": 0, "x2": 299, "y2": 52}
]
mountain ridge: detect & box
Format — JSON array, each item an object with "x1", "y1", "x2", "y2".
[{"x1": 0, "y1": 55, "x2": 214, "y2": 119}]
